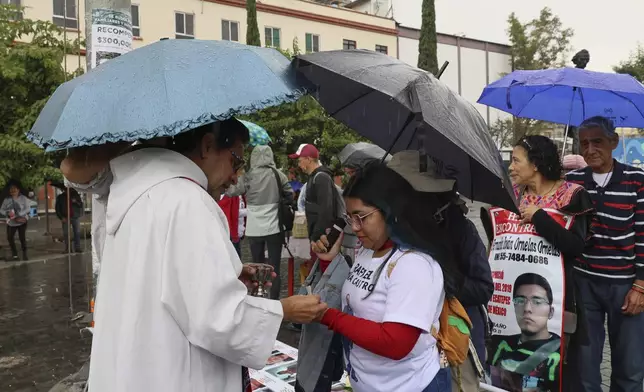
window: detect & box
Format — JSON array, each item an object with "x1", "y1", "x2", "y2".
[
  {"x1": 52, "y1": 0, "x2": 78, "y2": 29},
  {"x1": 305, "y1": 33, "x2": 319, "y2": 53},
  {"x1": 264, "y1": 27, "x2": 281, "y2": 48},
  {"x1": 1, "y1": 0, "x2": 22, "y2": 20},
  {"x1": 343, "y1": 39, "x2": 356, "y2": 50},
  {"x1": 131, "y1": 5, "x2": 140, "y2": 37},
  {"x1": 221, "y1": 20, "x2": 239, "y2": 42},
  {"x1": 375, "y1": 45, "x2": 388, "y2": 55},
  {"x1": 175, "y1": 12, "x2": 194, "y2": 39}
]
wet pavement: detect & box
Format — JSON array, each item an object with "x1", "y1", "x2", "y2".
[
  {"x1": 0, "y1": 207, "x2": 632, "y2": 391},
  {"x1": 0, "y1": 254, "x2": 93, "y2": 391}
]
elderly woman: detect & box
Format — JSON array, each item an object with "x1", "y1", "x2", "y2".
[{"x1": 483, "y1": 135, "x2": 594, "y2": 391}]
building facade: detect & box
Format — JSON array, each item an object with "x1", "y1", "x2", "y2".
[
  {"x1": 346, "y1": 0, "x2": 513, "y2": 126},
  {"x1": 17, "y1": 0, "x2": 397, "y2": 71}
]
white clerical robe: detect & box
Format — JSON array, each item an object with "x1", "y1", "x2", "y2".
[{"x1": 88, "y1": 148, "x2": 284, "y2": 392}]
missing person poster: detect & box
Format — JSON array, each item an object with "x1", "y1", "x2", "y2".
[
  {"x1": 250, "y1": 341, "x2": 298, "y2": 392},
  {"x1": 486, "y1": 208, "x2": 571, "y2": 392},
  {"x1": 90, "y1": 9, "x2": 133, "y2": 69}
]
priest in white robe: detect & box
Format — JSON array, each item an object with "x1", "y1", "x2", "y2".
[{"x1": 87, "y1": 118, "x2": 327, "y2": 392}]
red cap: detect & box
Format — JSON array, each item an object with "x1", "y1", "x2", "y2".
[{"x1": 289, "y1": 144, "x2": 319, "y2": 159}]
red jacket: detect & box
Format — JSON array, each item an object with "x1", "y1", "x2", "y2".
[{"x1": 217, "y1": 195, "x2": 245, "y2": 243}]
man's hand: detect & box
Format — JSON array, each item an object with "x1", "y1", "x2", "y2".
[
  {"x1": 519, "y1": 205, "x2": 540, "y2": 224},
  {"x1": 239, "y1": 264, "x2": 276, "y2": 291},
  {"x1": 280, "y1": 295, "x2": 328, "y2": 324},
  {"x1": 621, "y1": 280, "x2": 644, "y2": 315}
]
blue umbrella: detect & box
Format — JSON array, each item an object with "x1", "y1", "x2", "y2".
[
  {"x1": 239, "y1": 120, "x2": 271, "y2": 146},
  {"x1": 28, "y1": 39, "x2": 307, "y2": 151},
  {"x1": 478, "y1": 68, "x2": 644, "y2": 128}
]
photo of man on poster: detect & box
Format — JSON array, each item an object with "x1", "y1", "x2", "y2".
[{"x1": 490, "y1": 273, "x2": 561, "y2": 392}]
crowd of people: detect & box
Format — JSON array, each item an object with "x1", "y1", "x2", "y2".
[{"x1": 51, "y1": 114, "x2": 644, "y2": 392}]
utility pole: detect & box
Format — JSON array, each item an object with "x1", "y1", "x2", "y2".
[{"x1": 84, "y1": 0, "x2": 132, "y2": 320}]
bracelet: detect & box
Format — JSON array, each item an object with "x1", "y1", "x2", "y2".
[
  {"x1": 633, "y1": 283, "x2": 644, "y2": 291},
  {"x1": 632, "y1": 286, "x2": 644, "y2": 295}
]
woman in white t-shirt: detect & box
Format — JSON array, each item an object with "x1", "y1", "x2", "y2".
[{"x1": 312, "y1": 162, "x2": 460, "y2": 392}]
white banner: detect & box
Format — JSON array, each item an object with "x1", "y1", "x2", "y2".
[
  {"x1": 486, "y1": 208, "x2": 572, "y2": 392},
  {"x1": 90, "y1": 8, "x2": 133, "y2": 69}
]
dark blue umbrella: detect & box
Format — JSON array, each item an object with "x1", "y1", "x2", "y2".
[
  {"x1": 28, "y1": 39, "x2": 307, "y2": 151},
  {"x1": 478, "y1": 68, "x2": 644, "y2": 128}
]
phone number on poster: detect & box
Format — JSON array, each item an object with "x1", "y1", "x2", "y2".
[{"x1": 493, "y1": 252, "x2": 549, "y2": 265}]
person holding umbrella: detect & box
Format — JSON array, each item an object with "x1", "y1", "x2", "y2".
[
  {"x1": 566, "y1": 117, "x2": 644, "y2": 392},
  {"x1": 82, "y1": 118, "x2": 327, "y2": 392}
]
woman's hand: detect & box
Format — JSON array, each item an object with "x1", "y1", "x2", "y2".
[
  {"x1": 519, "y1": 205, "x2": 540, "y2": 223},
  {"x1": 311, "y1": 233, "x2": 343, "y2": 261}
]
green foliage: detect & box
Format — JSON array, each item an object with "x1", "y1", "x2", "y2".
[
  {"x1": 0, "y1": 4, "x2": 84, "y2": 189},
  {"x1": 243, "y1": 39, "x2": 365, "y2": 172},
  {"x1": 507, "y1": 7, "x2": 574, "y2": 70},
  {"x1": 491, "y1": 7, "x2": 573, "y2": 144},
  {"x1": 246, "y1": 0, "x2": 261, "y2": 47},
  {"x1": 417, "y1": 0, "x2": 438, "y2": 75},
  {"x1": 614, "y1": 45, "x2": 644, "y2": 83}
]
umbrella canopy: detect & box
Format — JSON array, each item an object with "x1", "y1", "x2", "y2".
[
  {"x1": 478, "y1": 68, "x2": 644, "y2": 127},
  {"x1": 338, "y1": 142, "x2": 390, "y2": 169},
  {"x1": 295, "y1": 50, "x2": 515, "y2": 211},
  {"x1": 29, "y1": 39, "x2": 306, "y2": 151},
  {"x1": 240, "y1": 120, "x2": 272, "y2": 146}
]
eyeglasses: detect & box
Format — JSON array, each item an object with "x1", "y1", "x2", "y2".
[
  {"x1": 343, "y1": 209, "x2": 379, "y2": 231},
  {"x1": 231, "y1": 150, "x2": 245, "y2": 172},
  {"x1": 513, "y1": 296, "x2": 550, "y2": 307}
]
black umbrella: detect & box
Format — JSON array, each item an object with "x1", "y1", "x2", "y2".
[
  {"x1": 338, "y1": 142, "x2": 391, "y2": 169},
  {"x1": 294, "y1": 50, "x2": 516, "y2": 211}
]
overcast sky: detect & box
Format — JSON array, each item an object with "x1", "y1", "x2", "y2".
[{"x1": 393, "y1": 0, "x2": 643, "y2": 73}]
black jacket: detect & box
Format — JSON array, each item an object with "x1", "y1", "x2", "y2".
[{"x1": 305, "y1": 166, "x2": 341, "y2": 241}]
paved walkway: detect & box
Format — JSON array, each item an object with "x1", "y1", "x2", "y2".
[{"x1": 0, "y1": 205, "x2": 634, "y2": 390}]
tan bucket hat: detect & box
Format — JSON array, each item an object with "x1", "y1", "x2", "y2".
[{"x1": 387, "y1": 150, "x2": 455, "y2": 193}]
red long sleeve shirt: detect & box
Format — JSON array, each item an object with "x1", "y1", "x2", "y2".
[{"x1": 320, "y1": 308, "x2": 421, "y2": 360}]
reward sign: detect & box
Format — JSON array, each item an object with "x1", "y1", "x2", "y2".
[
  {"x1": 91, "y1": 9, "x2": 133, "y2": 68},
  {"x1": 486, "y1": 208, "x2": 571, "y2": 392}
]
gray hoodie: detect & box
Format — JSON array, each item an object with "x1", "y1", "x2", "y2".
[{"x1": 227, "y1": 145, "x2": 293, "y2": 237}]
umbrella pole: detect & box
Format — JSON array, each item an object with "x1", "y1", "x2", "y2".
[
  {"x1": 381, "y1": 113, "x2": 418, "y2": 162},
  {"x1": 380, "y1": 62, "x2": 448, "y2": 162},
  {"x1": 560, "y1": 88, "x2": 578, "y2": 160}
]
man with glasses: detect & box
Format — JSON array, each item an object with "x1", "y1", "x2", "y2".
[
  {"x1": 491, "y1": 273, "x2": 560, "y2": 392},
  {"x1": 63, "y1": 119, "x2": 327, "y2": 391}
]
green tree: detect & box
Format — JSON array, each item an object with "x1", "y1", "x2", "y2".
[
  {"x1": 417, "y1": 0, "x2": 438, "y2": 75},
  {"x1": 490, "y1": 7, "x2": 574, "y2": 145},
  {"x1": 0, "y1": 4, "x2": 83, "y2": 189},
  {"x1": 244, "y1": 39, "x2": 364, "y2": 171},
  {"x1": 614, "y1": 45, "x2": 644, "y2": 82},
  {"x1": 246, "y1": 0, "x2": 261, "y2": 47}
]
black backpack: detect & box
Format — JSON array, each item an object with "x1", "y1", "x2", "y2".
[{"x1": 270, "y1": 167, "x2": 295, "y2": 233}]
